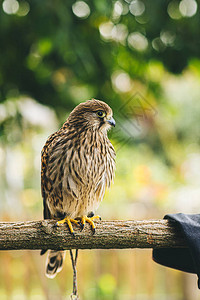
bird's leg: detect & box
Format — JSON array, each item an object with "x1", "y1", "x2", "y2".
[
  {"x1": 56, "y1": 217, "x2": 79, "y2": 236},
  {"x1": 80, "y1": 215, "x2": 101, "y2": 233}
]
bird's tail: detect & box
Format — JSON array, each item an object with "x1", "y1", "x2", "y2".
[{"x1": 45, "y1": 250, "x2": 66, "y2": 279}]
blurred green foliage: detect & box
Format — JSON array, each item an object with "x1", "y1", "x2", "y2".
[{"x1": 1, "y1": 0, "x2": 200, "y2": 112}]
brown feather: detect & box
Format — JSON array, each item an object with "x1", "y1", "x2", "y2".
[{"x1": 41, "y1": 99, "x2": 116, "y2": 277}]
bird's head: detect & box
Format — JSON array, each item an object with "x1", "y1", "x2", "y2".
[{"x1": 68, "y1": 99, "x2": 115, "y2": 133}]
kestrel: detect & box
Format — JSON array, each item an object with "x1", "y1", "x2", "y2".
[{"x1": 41, "y1": 99, "x2": 116, "y2": 278}]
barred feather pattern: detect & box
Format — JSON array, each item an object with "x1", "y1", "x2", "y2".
[
  {"x1": 46, "y1": 250, "x2": 66, "y2": 279},
  {"x1": 41, "y1": 99, "x2": 116, "y2": 278}
]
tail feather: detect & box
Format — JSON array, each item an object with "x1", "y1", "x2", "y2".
[{"x1": 45, "y1": 250, "x2": 66, "y2": 279}]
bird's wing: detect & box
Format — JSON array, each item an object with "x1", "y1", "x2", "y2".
[{"x1": 41, "y1": 132, "x2": 59, "y2": 219}]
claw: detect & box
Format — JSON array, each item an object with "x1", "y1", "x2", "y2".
[
  {"x1": 56, "y1": 217, "x2": 79, "y2": 236},
  {"x1": 80, "y1": 215, "x2": 101, "y2": 233},
  {"x1": 77, "y1": 220, "x2": 84, "y2": 230}
]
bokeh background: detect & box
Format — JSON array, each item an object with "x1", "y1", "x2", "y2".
[{"x1": 1, "y1": 0, "x2": 200, "y2": 299}]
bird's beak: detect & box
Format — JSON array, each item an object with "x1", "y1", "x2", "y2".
[{"x1": 107, "y1": 117, "x2": 116, "y2": 127}]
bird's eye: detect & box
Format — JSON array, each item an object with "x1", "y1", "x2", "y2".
[{"x1": 96, "y1": 111, "x2": 106, "y2": 118}]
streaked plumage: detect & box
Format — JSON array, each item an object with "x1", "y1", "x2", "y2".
[{"x1": 41, "y1": 99, "x2": 116, "y2": 278}]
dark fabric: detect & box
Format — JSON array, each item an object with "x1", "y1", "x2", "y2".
[{"x1": 152, "y1": 213, "x2": 200, "y2": 289}]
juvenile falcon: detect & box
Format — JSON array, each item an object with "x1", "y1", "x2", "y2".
[{"x1": 41, "y1": 99, "x2": 116, "y2": 278}]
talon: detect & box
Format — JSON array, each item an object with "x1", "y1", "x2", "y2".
[
  {"x1": 78, "y1": 219, "x2": 84, "y2": 230},
  {"x1": 80, "y1": 215, "x2": 101, "y2": 233},
  {"x1": 80, "y1": 222, "x2": 84, "y2": 230},
  {"x1": 56, "y1": 217, "x2": 79, "y2": 236},
  {"x1": 91, "y1": 215, "x2": 101, "y2": 221}
]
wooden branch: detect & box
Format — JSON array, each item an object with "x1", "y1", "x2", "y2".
[{"x1": 0, "y1": 219, "x2": 186, "y2": 251}]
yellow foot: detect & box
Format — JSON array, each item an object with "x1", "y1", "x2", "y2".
[
  {"x1": 80, "y1": 215, "x2": 101, "y2": 233},
  {"x1": 56, "y1": 217, "x2": 79, "y2": 237}
]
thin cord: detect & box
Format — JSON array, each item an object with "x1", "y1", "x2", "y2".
[{"x1": 70, "y1": 249, "x2": 79, "y2": 299}]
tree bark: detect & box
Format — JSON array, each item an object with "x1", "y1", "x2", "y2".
[{"x1": 0, "y1": 219, "x2": 186, "y2": 251}]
